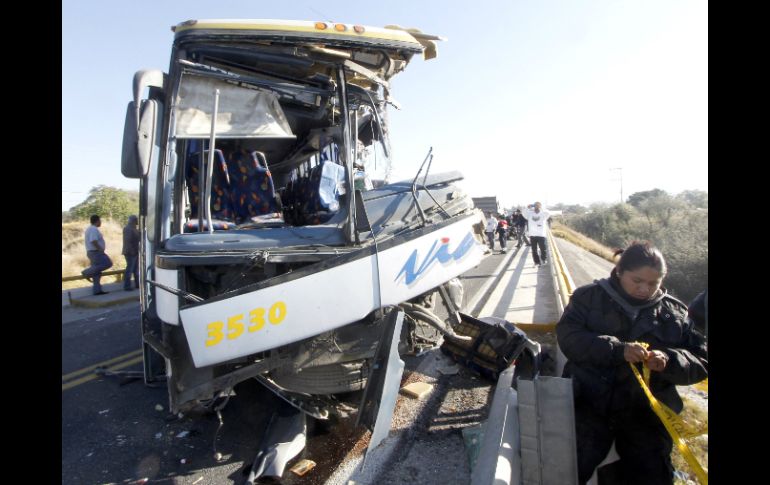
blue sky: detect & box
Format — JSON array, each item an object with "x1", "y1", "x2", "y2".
[{"x1": 62, "y1": 0, "x2": 707, "y2": 211}]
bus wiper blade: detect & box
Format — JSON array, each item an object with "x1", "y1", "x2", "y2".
[
  {"x1": 179, "y1": 59, "x2": 332, "y2": 96},
  {"x1": 147, "y1": 279, "x2": 204, "y2": 303}
]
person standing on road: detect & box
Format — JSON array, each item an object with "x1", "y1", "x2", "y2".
[
  {"x1": 511, "y1": 209, "x2": 529, "y2": 248},
  {"x1": 523, "y1": 202, "x2": 550, "y2": 266},
  {"x1": 81, "y1": 215, "x2": 113, "y2": 295},
  {"x1": 496, "y1": 215, "x2": 508, "y2": 253},
  {"x1": 122, "y1": 215, "x2": 140, "y2": 291},
  {"x1": 556, "y1": 241, "x2": 708, "y2": 485},
  {"x1": 484, "y1": 212, "x2": 498, "y2": 251}
]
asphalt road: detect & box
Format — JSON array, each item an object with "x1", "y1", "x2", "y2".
[
  {"x1": 62, "y1": 302, "x2": 276, "y2": 485},
  {"x1": 61, "y1": 240, "x2": 593, "y2": 485},
  {"x1": 552, "y1": 237, "x2": 614, "y2": 288}
]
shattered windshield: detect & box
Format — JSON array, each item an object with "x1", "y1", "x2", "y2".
[{"x1": 167, "y1": 42, "x2": 397, "y2": 235}]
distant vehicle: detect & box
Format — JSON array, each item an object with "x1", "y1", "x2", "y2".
[
  {"x1": 472, "y1": 196, "x2": 501, "y2": 215},
  {"x1": 121, "y1": 19, "x2": 486, "y2": 418}
]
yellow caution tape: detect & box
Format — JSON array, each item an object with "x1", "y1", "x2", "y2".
[
  {"x1": 637, "y1": 343, "x2": 707, "y2": 438},
  {"x1": 630, "y1": 342, "x2": 708, "y2": 484}
]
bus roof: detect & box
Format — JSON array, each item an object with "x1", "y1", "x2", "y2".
[{"x1": 173, "y1": 19, "x2": 431, "y2": 54}]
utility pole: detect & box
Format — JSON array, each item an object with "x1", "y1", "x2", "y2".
[{"x1": 610, "y1": 168, "x2": 623, "y2": 203}]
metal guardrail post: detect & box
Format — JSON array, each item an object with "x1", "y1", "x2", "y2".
[
  {"x1": 546, "y1": 228, "x2": 574, "y2": 379},
  {"x1": 518, "y1": 376, "x2": 579, "y2": 485},
  {"x1": 472, "y1": 366, "x2": 520, "y2": 485},
  {"x1": 546, "y1": 229, "x2": 575, "y2": 313}
]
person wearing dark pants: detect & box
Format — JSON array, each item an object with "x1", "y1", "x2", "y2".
[
  {"x1": 484, "y1": 212, "x2": 498, "y2": 251},
  {"x1": 81, "y1": 214, "x2": 113, "y2": 295},
  {"x1": 523, "y1": 202, "x2": 551, "y2": 266},
  {"x1": 122, "y1": 215, "x2": 140, "y2": 290},
  {"x1": 511, "y1": 209, "x2": 529, "y2": 248},
  {"x1": 496, "y1": 216, "x2": 508, "y2": 253},
  {"x1": 574, "y1": 402, "x2": 674, "y2": 484},
  {"x1": 556, "y1": 241, "x2": 708, "y2": 485},
  {"x1": 529, "y1": 235, "x2": 547, "y2": 265}
]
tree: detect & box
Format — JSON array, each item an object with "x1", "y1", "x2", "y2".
[
  {"x1": 626, "y1": 189, "x2": 668, "y2": 208},
  {"x1": 611, "y1": 203, "x2": 634, "y2": 227},
  {"x1": 551, "y1": 203, "x2": 588, "y2": 215},
  {"x1": 638, "y1": 194, "x2": 687, "y2": 230},
  {"x1": 676, "y1": 190, "x2": 708, "y2": 209},
  {"x1": 560, "y1": 197, "x2": 707, "y2": 302},
  {"x1": 70, "y1": 185, "x2": 139, "y2": 222}
]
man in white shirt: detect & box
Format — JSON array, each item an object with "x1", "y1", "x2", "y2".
[
  {"x1": 523, "y1": 202, "x2": 551, "y2": 266},
  {"x1": 484, "y1": 212, "x2": 498, "y2": 251},
  {"x1": 81, "y1": 215, "x2": 113, "y2": 295}
]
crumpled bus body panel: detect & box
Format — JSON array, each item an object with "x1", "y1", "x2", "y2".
[{"x1": 127, "y1": 19, "x2": 484, "y2": 417}]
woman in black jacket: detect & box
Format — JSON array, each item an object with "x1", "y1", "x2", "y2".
[{"x1": 556, "y1": 241, "x2": 707, "y2": 485}]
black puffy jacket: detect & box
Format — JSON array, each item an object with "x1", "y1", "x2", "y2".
[{"x1": 556, "y1": 277, "x2": 708, "y2": 415}]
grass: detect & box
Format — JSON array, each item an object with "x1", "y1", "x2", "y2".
[
  {"x1": 672, "y1": 395, "x2": 708, "y2": 483},
  {"x1": 550, "y1": 220, "x2": 616, "y2": 263},
  {"x1": 62, "y1": 219, "x2": 127, "y2": 289}
]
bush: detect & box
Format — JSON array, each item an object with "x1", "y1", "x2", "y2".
[
  {"x1": 562, "y1": 194, "x2": 707, "y2": 303},
  {"x1": 68, "y1": 185, "x2": 139, "y2": 223}
]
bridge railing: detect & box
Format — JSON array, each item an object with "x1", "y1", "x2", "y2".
[
  {"x1": 62, "y1": 269, "x2": 125, "y2": 284},
  {"x1": 547, "y1": 228, "x2": 576, "y2": 315}
]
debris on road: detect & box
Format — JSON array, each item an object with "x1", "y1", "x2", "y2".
[
  {"x1": 176, "y1": 431, "x2": 190, "y2": 438},
  {"x1": 290, "y1": 459, "x2": 317, "y2": 476},
  {"x1": 98, "y1": 409, "x2": 110, "y2": 414},
  {"x1": 154, "y1": 404, "x2": 164, "y2": 412},
  {"x1": 461, "y1": 424, "x2": 484, "y2": 472},
  {"x1": 437, "y1": 363, "x2": 460, "y2": 375},
  {"x1": 246, "y1": 404, "x2": 307, "y2": 482},
  {"x1": 401, "y1": 382, "x2": 433, "y2": 399}
]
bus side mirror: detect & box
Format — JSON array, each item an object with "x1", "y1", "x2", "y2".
[
  {"x1": 122, "y1": 69, "x2": 166, "y2": 179},
  {"x1": 122, "y1": 99, "x2": 158, "y2": 178}
]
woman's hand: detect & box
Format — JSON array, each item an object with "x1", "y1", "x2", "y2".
[
  {"x1": 624, "y1": 342, "x2": 649, "y2": 363},
  {"x1": 644, "y1": 350, "x2": 669, "y2": 372}
]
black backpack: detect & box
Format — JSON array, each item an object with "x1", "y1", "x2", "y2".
[{"x1": 441, "y1": 313, "x2": 539, "y2": 381}]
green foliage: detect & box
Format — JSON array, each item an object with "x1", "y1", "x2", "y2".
[
  {"x1": 551, "y1": 203, "x2": 588, "y2": 215},
  {"x1": 638, "y1": 194, "x2": 687, "y2": 230},
  {"x1": 657, "y1": 210, "x2": 708, "y2": 302},
  {"x1": 562, "y1": 190, "x2": 707, "y2": 302},
  {"x1": 677, "y1": 189, "x2": 708, "y2": 209},
  {"x1": 69, "y1": 185, "x2": 139, "y2": 223},
  {"x1": 611, "y1": 203, "x2": 634, "y2": 226},
  {"x1": 627, "y1": 188, "x2": 668, "y2": 208}
]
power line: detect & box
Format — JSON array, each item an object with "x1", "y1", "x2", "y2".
[{"x1": 609, "y1": 168, "x2": 623, "y2": 203}]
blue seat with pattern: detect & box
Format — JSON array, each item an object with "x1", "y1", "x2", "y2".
[
  {"x1": 226, "y1": 149, "x2": 280, "y2": 224},
  {"x1": 185, "y1": 144, "x2": 235, "y2": 231}
]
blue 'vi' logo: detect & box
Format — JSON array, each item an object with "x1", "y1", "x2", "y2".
[{"x1": 396, "y1": 232, "x2": 475, "y2": 286}]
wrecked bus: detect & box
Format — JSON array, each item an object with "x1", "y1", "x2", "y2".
[{"x1": 121, "y1": 19, "x2": 486, "y2": 422}]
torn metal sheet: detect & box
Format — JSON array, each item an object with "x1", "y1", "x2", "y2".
[
  {"x1": 246, "y1": 402, "x2": 307, "y2": 483},
  {"x1": 356, "y1": 309, "x2": 405, "y2": 456}
]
